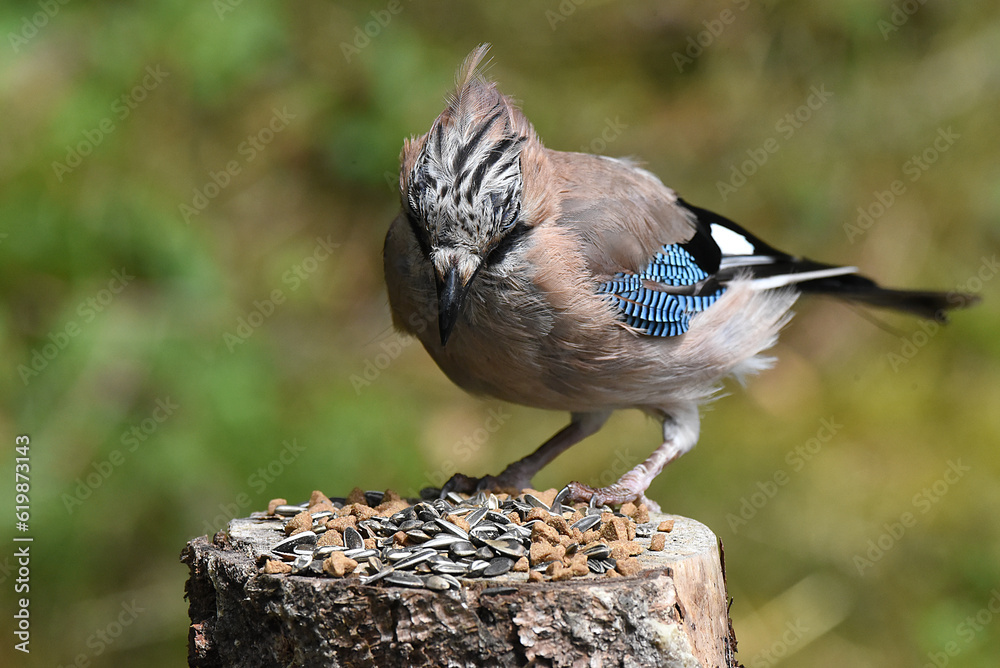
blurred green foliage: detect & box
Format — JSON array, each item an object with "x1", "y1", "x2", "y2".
[{"x1": 1, "y1": 1, "x2": 998, "y2": 666}]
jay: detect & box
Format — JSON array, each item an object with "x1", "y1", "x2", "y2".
[{"x1": 383, "y1": 45, "x2": 977, "y2": 510}]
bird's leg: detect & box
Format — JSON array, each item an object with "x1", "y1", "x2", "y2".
[
  {"x1": 565, "y1": 406, "x2": 700, "y2": 512},
  {"x1": 441, "y1": 411, "x2": 611, "y2": 496}
]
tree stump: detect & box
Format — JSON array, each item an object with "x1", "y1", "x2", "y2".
[{"x1": 182, "y1": 510, "x2": 736, "y2": 668}]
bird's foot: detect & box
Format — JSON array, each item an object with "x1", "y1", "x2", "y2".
[{"x1": 563, "y1": 481, "x2": 662, "y2": 513}]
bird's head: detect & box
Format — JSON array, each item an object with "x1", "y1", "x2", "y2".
[{"x1": 400, "y1": 44, "x2": 536, "y2": 346}]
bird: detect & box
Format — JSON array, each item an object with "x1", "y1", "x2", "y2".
[{"x1": 383, "y1": 44, "x2": 978, "y2": 510}]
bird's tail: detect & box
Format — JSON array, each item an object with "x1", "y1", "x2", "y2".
[
  {"x1": 678, "y1": 200, "x2": 981, "y2": 322},
  {"x1": 738, "y1": 257, "x2": 980, "y2": 321},
  {"x1": 793, "y1": 267, "x2": 979, "y2": 321}
]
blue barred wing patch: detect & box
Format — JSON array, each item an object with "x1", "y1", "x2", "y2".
[{"x1": 599, "y1": 244, "x2": 725, "y2": 337}]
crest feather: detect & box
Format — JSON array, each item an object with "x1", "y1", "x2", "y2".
[{"x1": 456, "y1": 43, "x2": 492, "y2": 91}]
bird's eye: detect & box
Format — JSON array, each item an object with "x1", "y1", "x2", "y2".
[{"x1": 501, "y1": 201, "x2": 520, "y2": 229}]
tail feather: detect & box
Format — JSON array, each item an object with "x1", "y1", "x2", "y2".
[
  {"x1": 721, "y1": 254, "x2": 979, "y2": 321},
  {"x1": 796, "y1": 271, "x2": 980, "y2": 321},
  {"x1": 676, "y1": 199, "x2": 981, "y2": 323}
]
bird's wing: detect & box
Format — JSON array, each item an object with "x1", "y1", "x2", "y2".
[{"x1": 549, "y1": 152, "x2": 856, "y2": 336}]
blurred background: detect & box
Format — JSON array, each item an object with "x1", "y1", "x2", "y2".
[{"x1": 2, "y1": 1, "x2": 998, "y2": 666}]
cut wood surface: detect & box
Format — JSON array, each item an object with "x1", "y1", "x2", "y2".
[{"x1": 182, "y1": 513, "x2": 737, "y2": 667}]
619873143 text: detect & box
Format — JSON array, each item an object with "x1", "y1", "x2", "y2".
[{"x1": 13, "y1": 434, "x2": 32, "y2": 654}]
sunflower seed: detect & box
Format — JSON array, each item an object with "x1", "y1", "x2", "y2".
[
  {"x1": 485, "y1": 511, "x2": 510, "y2": 525},
  {"x1": 384, "y1": 571, "x2": 424, "y2": 588},
  {"x1": 438, "y1": 573, "x2": 463, "y2": 589},
  {"x1": 415, "y1": 503, "x2": 440, "y2": 520},
  {"x1": 584, "y1": 544, "x2": 610, "y2": 560},
  {"x1": 359, "y1": 566, "x2": 393, "y2": 585},
  {"x1": 466, "y1": 507, "x2": 488, "y2": 527},
  {"x1": 357, "y1": 519, "x2": 384, "y2": 537},
  {"x1": 553, "y1": 486, "x2": 571, "y2": 505},
  {"x1": 524, "y1": 494, "x2": 549, "y2": 510},
  {"x1": 572, "y1": 515, "x2": 602, "y2": 533},
  {"x1": 273, "y1": 531, "x2": 317, "y2": 554},
  {"x1": 495, "y1": 529, "x2": 528, "y2": 543},
  {"x1": 485, "y1": 539, "x2": 525, "y2": 559},
  {"x1": 343, "y1": 527, "x2": 364, "y2": 550},
  {"x1": 390, "y1": 508, "x2": 415, "y2": 524},
  {"x1": 422, "y1": 534, "x2": 462, "y2": 550},
  {"x1": 274, "y1": 504, "x2": 307, "y2": 517},
  {"x1": 483, "y1": 557, "x2": 514, "y2": 577},
  {"x1": 291, "y1": 554, "x2": 313, "y2": 573},
  {"x1": 634, "y1": 522, "x2": 657, "y2": 538},
  {"x1": 292, "y1": 544, "x2": 316, "y2": 556},
  {"x1": 469, "y1": 525, "x2": 500, "y2": 543},
  {"x1": 434, "y1": 518, "x2": 470, "y2": 540},
  {"x1": 405, "y1": 529, "x2": 431, "y2": 542},
  {"x1": 424, "y1": 574, "x2": 451, "y2": 591},
  {"x1": 393, "y1": 548, "x2": 437, "y2": 570},
  {"x1": 431, "y1": 561, "x2": 468, "y2": 575},
  {"x1": 364, "y1": 490, "x2": 385, "y2": 506},
  {"x1": 467, "y1": 560, "x2": 489, "y2": 576},
  {"x1": 449, "y1": 541, "x2": 476, "y2": 558},
  {"x1": 344, "y1": 548, "x2": 377, "y2": 560},
  {"x1": 397, "y1": 519, "x2": 422, "y2": 532},
  {"x1": 314, "y1": 545, "x2": 341, "y2": 559}
]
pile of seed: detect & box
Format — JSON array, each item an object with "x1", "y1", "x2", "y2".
[{"x1": 258, "y1": 487, "x2": 675, "y2": 591}]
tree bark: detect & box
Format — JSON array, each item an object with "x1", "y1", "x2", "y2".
[{"x1": 182, "y1": 514, "x2": 737, "y2": 667}]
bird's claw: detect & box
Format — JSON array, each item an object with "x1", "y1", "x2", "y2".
[{"x1": 563, "y1": 481, "x2": 662, "y2": 513}]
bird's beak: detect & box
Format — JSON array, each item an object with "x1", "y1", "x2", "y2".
[{"x1": 436, "y1": 265, "x2": 473, "y2": 347}]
